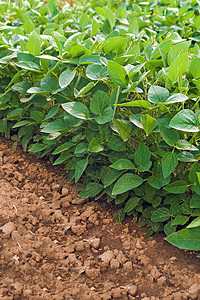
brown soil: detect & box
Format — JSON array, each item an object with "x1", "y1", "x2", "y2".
[{"x1": 0, "y1": 137, "x2": 200, "y2": 300}]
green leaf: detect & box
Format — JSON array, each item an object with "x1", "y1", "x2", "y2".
[
  {"x1": 41, "y1": 77, "x2": 59, "y2": 92},
  {"x1": 110, "y1": 159, "x2": 135, "y2": 170},
  {"x1": 190, "y1": 194, "x2": 200, "y2": 208},
  {"x1": 88, "y1": 137, "x2": 104, "y2": 152},
  {"x1": 175, "y1": 140, "x2": 198, "y2": 151},
  {"x1": 170, "y1": 109, "x2": 199, "y2": 132},
  {"x1": 95, "y1": 107, "x2": 114, "y2": 124},
  {"x1": 124, "y1": 197, "x2": 140, "y2": 213},
  {"x1": 29, "y1": 143, "x2": 46, "y2": 153},
  {"x1": 103, "y1": 169, "x2": 124, "y2": 187},
  {"x1": 74, "y1": 82, "x2": 95, "y2": 97},
  {"x1": 86, "y1": 64, "x2": 103, "y2": 80},
  {"x1": 52, "y1": 142, "x2": 74, "y2": 155},
  {"x1": 44, "y1": 106, "x2": 59, "y2": 120},
  {"x1": 164, "y1": 180, "x2": 188, "y2": 194},
  {"x1": 134, "y1": 143, "x2": 152, "y2": 172},
  {"x1": 78, "y1": 183, "x2": 104, "y2": 199},
  {"x1": 189, "y1": 58, "x2": 200, "y2": 79},
  {"x1": 117, "y1": 100, "x2": 151, "y2": 109},
  {"x1": 147, "y1": 162, "x2": 170, "y2": 189},
  {"x1": 113, "y1": 209, "x2": 125, "y2": 222},
  {"x1": 112, "y1": 173, "x2": 143, "y2": 195},
  {"x1": 172, "y1": 215, "x2": 189, "y2": 226},
  {"x1": 141, "y1": 114, "x2": 157, "y2": 136},
  {"x1": 187, "y1": 217, "x2": 200, "y2": 229},
  {"x1": 107, "y1": 135, "x2": 126, "y2": 151},
  {"x1": 166, "y1": 227, "x2": 200, "y2": 250},
  {"x1": 148, "y1": 85, "x2": 169, "y2": 104},
  {"x1": 15, "y1": 61, "x2": 41, "y2": 72},
  {"x1": 53, "y1": 152, "x2": 72, "y2": 165},
  {"x1": 112, "y1": 119, "x2": 132, "y2": 140},
  {"x1": 107, "y1": 60, "x2": 128, "y2": 87},
  {"x1": 59, "y1": 70, "x2": 76, "y2": 89},
  {"x1": 162, "y1": 152, "x2": 178, "y2": 178},
  {"x1": 159, "y1": 125, "x2": 180, "y2": 146},
  {"x1": 13, "y1": 120, "x2": 30, "y2": 128},
  {"x1": 30, "y1": 111, "x2": 43, "y2": 122},
  {"x1": 151, "y1": 208, "x2": 170, "y2": 222},
  {"x1": 164, "y1": 93, "x2": 188, "y2": 104},
  {"x1": 189, "y1": 162, "x2": 200, "y2": 184},
  {"x1": 26, "y1": 31, "x2": 42, "y2": 57},
  {"x1": 62, "y1": 102, "x2": 89, "y2": 120},
  {"x1": 164, "y1": 221, "x2": 177, "y2": 236},
  {"x1": 12, "y1": 81, "x2": 32, "y2": 94},
  {"x1": 90, "y1": 90, "x2": 110, "y2": 115},
  {"x1": 168, "y1": 53, "x2": 189, "y2": 83},
  {"x1": 75, "y1": 159, "x2": 88, "y2": 182}
]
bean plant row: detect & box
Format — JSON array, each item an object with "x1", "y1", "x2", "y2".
[{"x1": 0, "y1": 0, "x2": 200, "y2": 255}]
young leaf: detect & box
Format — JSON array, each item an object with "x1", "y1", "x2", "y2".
[
  {"x1": 107, "y1": 60, "x2": 128, "y2": 87},
  {"x1": 141, "y1": 114, "x2": 157, "y2": 136},
  {"x1": 159, "y1": 125, "x2": 180, "y2": 146},
  {"x1": 124, "y1": 197, "x2": 140, "y2": 213},
  {"x1": 52, "y1": 142, "x2": 74, "y2": 155},
  {"x1": 134, "y1": 143, "x2": 152, "y2": 172},
  {"x1": 112, "y1": 173, "x2": 143, "y2": 195},
  {"x1": 148, "y1": 85, "x2": 169, "y2": 104},
  {"x1": 172, "y1": 215, "x2": 189, "y2": 226},
  {"x1": 187, "y1": 217, "x2": 200, "y2": 229},
  {"x1": 26, "y1": 31, "x2": 42, "y2": 57},
  {"x1": 112, "y1": 119, "x2": 132, "y2": 140},
  {"x1": 88, "y1": 137, "x2": 104, "y2": 152}
]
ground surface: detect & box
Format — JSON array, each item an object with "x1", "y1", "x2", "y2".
[{"x1": 0, "y1": 137, "x2": 200, "y2": 300}]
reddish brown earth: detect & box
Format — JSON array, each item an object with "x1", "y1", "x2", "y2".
[{"x1": 0, "y1": 137, "x2": 200, "y2": 300}]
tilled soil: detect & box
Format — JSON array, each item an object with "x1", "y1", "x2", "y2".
[{"x1": 0, "y1": 137, "x2": 200, "y2": 300}]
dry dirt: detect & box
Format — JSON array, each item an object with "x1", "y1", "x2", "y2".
[{"x1": 0, "y1": 137, "x2": 200, "y2": 300}]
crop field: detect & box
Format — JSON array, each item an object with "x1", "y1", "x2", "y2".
[{"x1": 0, "y1": 0, "x2": 200, "y2": 298}]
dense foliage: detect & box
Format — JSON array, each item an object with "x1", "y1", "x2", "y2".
[{"x1": 0, "y1": 0, "x2": 200, "y2": 254}]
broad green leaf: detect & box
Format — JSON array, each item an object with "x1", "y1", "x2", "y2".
[
  {"x1": 117, "y1": 100, "x2": 151, "y2": 109},
  {"x1": 75, "y1": 159, "x2": 88, "y2": 182},
  {"x1": 13, "y1": 120, "x2": 30, "y2": 128},
  {"x1": 141, "y1": 114, "x2": 157, "y2": 136},
  {"x1": 124, "y1": 197, "x2": 140, "y2": 213},
  {"x1": 159, "y1": 125, "x2": 180, "y2": 146},
  {"x1": 166, "y1": 227, "x2": 200, "y2": 250},
  {"x1": 168, "y1": 53, "x2": 189, "y2": 83},
  {"x1": 112, "y1": 173, "x2": 143, "y2": 195},
  {"x1": 26, "y1": 31, "x2": 42, "y2": 56},
  {"x1": 41, "y1": 120, "x2": 67, "y2": 133},
  {"x1": 95, "y1": 107, "x2": 114, "y2": 124},
  {"x1": 62, "y1": 102, "x2": 89, "y2": 120},
  {"x1": 130, "y1": 114, "x2": 143, "y2": 128},
  {"x1": 52, "y1": 142, "x2": 74, "y2": 155},
  {"x1": 164, "y1": 221, "x2": 177, "y2": 236},
  {"x1": 134, "y1": 143, "x2": 152, "y2": 172},
  {"x1": 151, "y1": 207, "x2": 170, "y2": 222},
  {"x1": 187, "y1": 217, "x2": 200, "y2": 229},
  {"x1": 59, "y1": 70, "x2": 76, "y2": 89},
  {"x1": 78, "y1": 183, "x2": 104, "y2": 199},
  {"x1": 86, "y1": 64, "x2": 102, "y2": 80},
  {"x1": 103, "y1": 169, "x2": 124, "y2": 187},
  {"x1": 74, "y1": 143, "x2": 88, "y2": 154},
  {"x1": 178, "y1": 152, "x2": 197, "y2": 162},
  {"x1": 172, "y1": 215, "x2": 189, "y2": 226},
  {"x1": 112, "y1": 119, "x2": 132, "y2": 140},
  {"x1": 30, "y1": 111, "x2": 43, "y2": 122},
  {"x1": 107, "y1": 135, "x2": 126, "y2": 151},
  {"x1": 190, "y1": 194, "x2": 200, "y2": 208},
  {"x1": 148, "y1": 85, "x2": 169, "y2": 104},
  {"x1": 15, "y1": 61, "x2": 41, "y2": 72},
  {"x1": 164, "y1": 180, "x2": 188, "y2": 194},
  {"x1": 110, "y1": 159, "x2": 135, "y2": 170},
  {"x1": 164, "y1": 93, "x2": 188, "y2": 104},
  {"x1": 189, "y1": 161, "x2": 200, "y2": 184},
  {"x1": 29, "y1": 143, "x2": 46, "y2": 153},
  {"x1": 74, "y1": 82, "x2": 94, "y2": 97},
  {"x1": 88, "y1": 137, "x2": 104, "y2": 152},
  {"x1": 44, "y1": 106, "x2": 59, "y2": 120},
  {"x1": 90, "y1": 90, "x2": 110, "y2": 115},
  {"x1": 92, "y1": 19, "x2": 99, "y2": 36},
  {"x1": 175, "y1": 140, "x2": 198, "y2": 151},
  {"x1": 189, "y1": 58, "x2": 200, "y2": 79},
  {"x1": 148, "y1": 162, "x2": 170, "y2": 189},
  {"x1": 170, "y1": 109, "x2": 199, "y2": 132},
  {"x1": 41, "y1": 77, "x2": 59, "y2": 92},
  {"x1": 162, "y1": 152, "x2": 178, "y2": 178},
  {"x1": 53, "y1": 152, "x2": 72, "y2": 165},
  {"x1": 107, "y1": 60, "x2": 128, "y2": 87}
]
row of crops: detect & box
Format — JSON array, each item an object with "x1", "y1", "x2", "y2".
[{"x1": 0, "y1": 0, "x2": 200, "y2": 254}]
